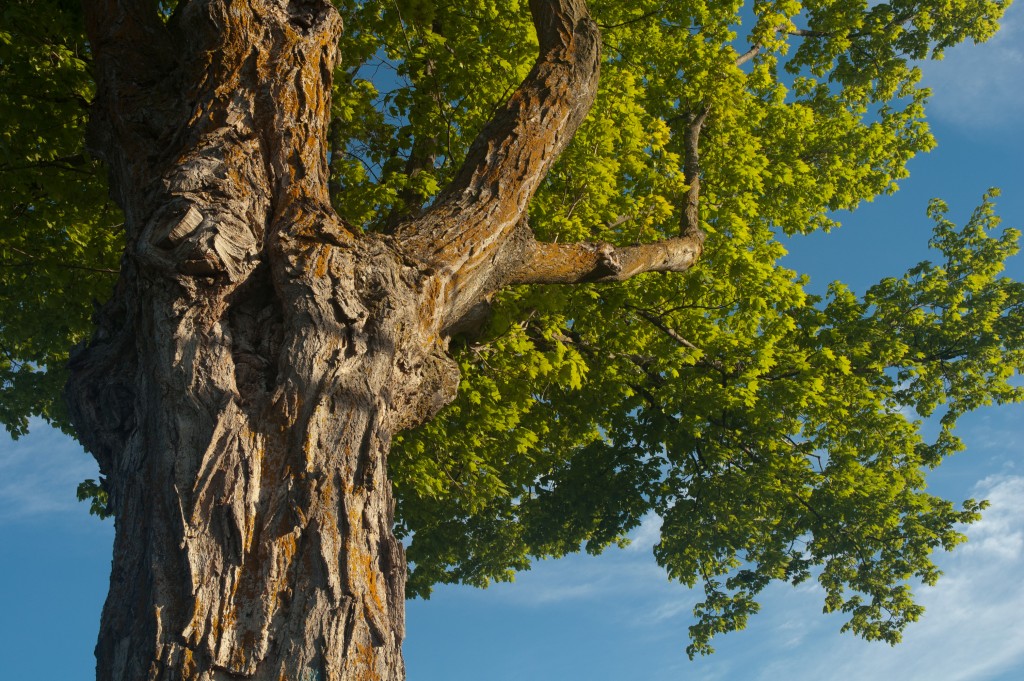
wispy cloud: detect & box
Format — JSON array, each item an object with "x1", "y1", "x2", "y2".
[
  {"x1": 457, "y1": 471, "x2": 1024, "y2": 681},
  {"x1": 481, "y1": 549, "x2": 672, "y2": 608},
  {"x1": 923, "y1": 3, "x2": 1024, "y2": 134},
  {"x1": 961, "y1": 403, "x2": 1024, "y2": 461},
  {"x1": 0, "y1": 422, "x2": 98, "y2": 522},
  {"x1": 623, "y1": 511, "x2": 662, "y2": 552},
  {"x1": 823, "y1": 474, "x2": 1024, "y2": 681},
  {"x1": 689, "y1": 474, "x2": 1024, "y2": 681}
]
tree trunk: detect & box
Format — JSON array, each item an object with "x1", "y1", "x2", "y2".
[
  {"x1": 66, "y1": 2, "x2": 459, "y2": 679},
  {"x1": 65, "y1": 1, "x2": 698, "y2": 678},
  {"x1": 68, "y1": 232, "x2": 457, "y2": 680}
]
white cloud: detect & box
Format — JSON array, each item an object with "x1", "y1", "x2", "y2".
[
  {"x1": 0, "y1": 422, "x2": 99, "y2": 521},
  {"x1": 472, "y1": 471, "x2": 1024, "y2": 680},
  {"x1": 484, "y1": 549, "x2": 672, "y2": 608},
  {"x1": 623, "y1": 512, "x2": 662, "y2": 552},
  {"x1": 636, "y1": 593, "x2": 701, "y2": 627},
  {"x1": 923, "y1": 3, "x2": 1024, "y2": 133},
  {"x1": 962, "y1": 475, "x2": 1024, "y2": 551},
  {"x1": 688, "y1": 474, "x2": 1024, "y2": 681},
  {"x1": 428, "y1": 469, "x2": 1024, "y2": 680}
]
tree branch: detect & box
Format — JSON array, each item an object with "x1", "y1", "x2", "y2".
[
  {"x1": 82, "y1": 0, "x2": 178, "y2": 208},
  {"x1": 374, "y1": 17, "x2": 456, "y2": 231},
  {"x1": 786, "y1": 11, "x2": 920, "y2": 42},
  {"x1": 396, "y1": 0, "x2": 603, "y2": 326},
  {"x1": 734, "y1": 42, "x2": 763, "y2": 68},
  {"x1": 81, "y1": 0, "x2": 175, "y2": 123},
  {"x1": 507, "y1": 234, "x2": 703, "y2": 285},
  {"x1": 597, "y1": 10, "x2": 661, "y2": 31},
  {"x1": 735, "y1": 24, "x2": 787, "y2": 67},
  {"x1": 629, "y1": 306, "x2": 734, "y2": 374},
  {"x1": 82, "y1": 0, "x2": 169, "y2": 62},
  {"x1": 682, "y1": 104, "x2": 711, "y2": 241},
  {"x1": 0, "y1": 155, "x2": 95, "y2": 175},
  {"x1": 631, "y1": 307, "x2": 701, "y2": 350},
  {"x1": 529, "y1": 98, "x2": 712, "y2": 297},
  {"x1": 737, "y1": 10, "x2": 921, "y2": 70},
  {"x1": 397, "y1": 0, "x2": 601, "y2": 262}
]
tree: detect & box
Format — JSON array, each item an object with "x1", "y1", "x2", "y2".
[{"x1": 1, "y1": 0, "x2": 1022, "y2": 678}]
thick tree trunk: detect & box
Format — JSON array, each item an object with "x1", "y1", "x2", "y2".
[
  {"x1": 65, "y1": 1, "x2": 698, "y2": 678},
  {"x1": 66, "y1": 2, "x2": 458, "y2": 679},
  {"x1": 69, "y1": 235, "x2": 454, "y2": 681}
]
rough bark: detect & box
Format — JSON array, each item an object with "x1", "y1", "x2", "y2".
[{"x1": 64, "y1": 1, "x2": 702, "y2": 679}]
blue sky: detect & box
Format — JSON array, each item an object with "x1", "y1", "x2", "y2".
[{"x1": 2, "y1": 5, "x2": 1023, "y2": 679}]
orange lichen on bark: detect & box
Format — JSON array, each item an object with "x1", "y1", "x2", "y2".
[
  {"x1": 182, "y1": 648, "x2": 196, "y2": 680},
  {"x1": 348, "y1": 640, "x2": 380, "y2": 681},
  {"x1": 313, "y1": 244, "x2": 331, "y2": 278}
]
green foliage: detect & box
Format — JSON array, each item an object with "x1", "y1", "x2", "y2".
[
  {"x1": 2, "y1": 0, "x2": 1019, "y2": 657},
  {"x1": 0, "y1": 0, "x2": 121, "y2": 436},
  {"x1": 76, "y1": 477, "x2": 112, "y2": 519},
  {"x1": 361, "y1": 0, "x2": 1019, "y2": 654},
  {"x1": 652, "y1": 194, "x2": 1016, "y2": 655},
  {"x1": 397, "y1": 191, "x2": 1019, "y2": 656}
]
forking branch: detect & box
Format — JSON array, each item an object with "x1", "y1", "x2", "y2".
[
  {"x1": 393, "y1": 0, "x2": 603, "y2": 326},
  {"x1": 505, "y1": 94, "x2": 711, "y2": 287},
  {"x1": 396, "y1": 0, "x2": 602, "y2": 260},
  {"x1": 392, "y1": 0, "x2": 715, "y2": 325}
]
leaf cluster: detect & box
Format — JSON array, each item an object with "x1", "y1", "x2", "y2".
[{"x1": 0, "y1": 0, "x2": 121, "y2": 437}]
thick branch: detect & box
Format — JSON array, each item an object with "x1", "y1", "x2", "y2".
[
  {"x1": 734, "y1": 42, "x2": 763, "y2": 68},
  {"x1": 507, "y1": 234, "x2": 703, "y2": 285},
  {"x1": 397, "y1": 0, "x2": 602, "y2": 292}
]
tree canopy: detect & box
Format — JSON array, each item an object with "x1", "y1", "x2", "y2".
[{"x1": 2, "y1": 0, "x2": 1022, "y2": 658}]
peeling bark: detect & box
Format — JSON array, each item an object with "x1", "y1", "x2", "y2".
[{"x1": 65, "y1": 1, "x2": 704, "y2": 679}]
